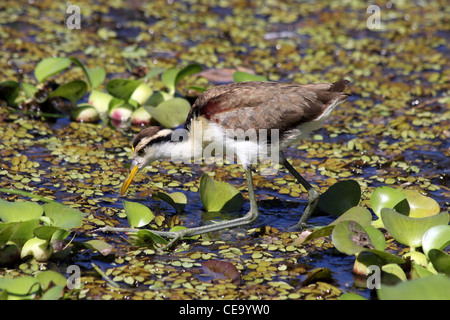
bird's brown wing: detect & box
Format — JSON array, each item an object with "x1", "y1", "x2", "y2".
[{"x1": 185, "y1": 81, "x2": 349, "y2": 134}]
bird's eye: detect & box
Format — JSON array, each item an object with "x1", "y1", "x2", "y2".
[{"x1": 137, "y1": 149, "x2": 145, "y2": 157}]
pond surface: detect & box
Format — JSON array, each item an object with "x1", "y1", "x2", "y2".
[{"x1": 0, "y1": 0, "x2": 448, "y2": 300}]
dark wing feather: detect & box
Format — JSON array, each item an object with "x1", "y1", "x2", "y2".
[{"x1": 185, "y1": 81, "x2": 349, "y2": 134}]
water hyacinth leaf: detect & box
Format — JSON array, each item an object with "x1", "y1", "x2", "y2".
[
  {"x1": 69, "y1": 57, "x2": 105, "y2": 89},
  {"x1": 377, "y1": 274, "x2": 450, "y2": 300},
  {"x1": 161, "y1": 68, "x2": 179, "y2": 95},
  {"x1": 421, "y1": 225, "x2": 450, "y2": 258},
  {"x1": 145, "y1": 91, "x2": 168, "y2": 107},
  {"x1": 175, "y1": 63, "x2": 202, "y2": 87},
  {"x1": 86, "y1": 67, "x2": 106, "y2": 89},
  {"x1": 402, "y1": 190, "x2": 440, "y2": 218},
  {"x1": 232, "y1": 71, "x2": 267, "y2": 82},
  {"x1": 297, "y1": 225, "x2": 334, "y2": 245},
  {"x1": 202, "y1": 260, "x2": 241, "y2": 285},
  {"x1": 318, "y1": 180, "x2": 361, "y2": 216},
  {"x1": 40, "y1": 285, "x2": 64, "y2": 300},
  {"x1": 199, "y1": 174, "x2": 244, "y2": 213},
  {"x1": 152, "y1": 191, "x2": 187, "y2": 214},
  {"x1": 107, "y1": 79, "x2": 142, "y2": 101},
  {"x1": 43, "y1": 202, "x2": 84, "y2": 229},
  {"x1": 123, "y1": 200, "x2": 154, "y2": 228},
  {"x1": 72, "y1": 104, "x2": 99, "y2": 123},
  {"x1": 0, "y1": 276, "x2": 40, "y2": 296},
  {"x1": 33, "y1": 226, "x2": 69, "y2": 242},
  {"x1": 48, "y1": 80, "x2": 88, "y2": 106},
  {"x1": 21, "y1": 237, "x2": 53, "y2": 262},
  {"x1": 332, "y1": 220, "x2": 383, "y2": 255},
  {"x1": 382, "y1": 263, "x2": 407, "y2": 282},
  {"x1": 22, "y1": 83, "x2": 38, "y2": 99},
  {"x1": 329, "y1": 206, "x2": 372, "y2": 226},
  {"x1": 0, "y1": 199, "x2": 43, "y2": 222},
  {"x1": 4, "y1": 220, "x2": 40, "y2": 247},
  {"x1": 370, "y1": 186, "x2": 409, "y2": 218},
  {"x1": 380, "y1": 208, "x2": 449, "y2": 248},
  {"x1": 35, "y1": 270, "x2": 67, "y2": 291},
  {"x1": 88, "y1": 90, "x2": 113, "y2": 114},
  {"x1": 145, "y1": 98, "x2": 191, "y2": 128},
  {"x1": 131, "y1": 106, "x2": 152, "y2": 125},
  {"x1": 35, "y1": 57, "x2": 71, "y2": 83},
  {"x1": 84, "y1": 240, "x2": 113, "y2": 256},
  {"x1": 0, "y1": 81, "x2": 20, "y2": 105},
  {"x1": 130, "y1": 83, "x2": 153, "y2": 106},
  {"x1": 411, "y1": 262, "x2": 435, "y2": 279},
  {"x1": 427, "y1": 249, "x2": 450, "y2": 275}
]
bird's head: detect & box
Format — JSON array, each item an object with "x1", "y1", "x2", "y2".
[{"x1": 120, "y1": 126, "x2": 174, "y2": 195}]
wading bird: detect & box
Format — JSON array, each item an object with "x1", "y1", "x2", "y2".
[{"x1": 120, "y1": 80, "x2": 350, "y2": 247}]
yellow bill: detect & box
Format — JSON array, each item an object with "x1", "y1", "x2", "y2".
[{"x1": 120, "y1": 164, "x2": 139, "y2": 195}]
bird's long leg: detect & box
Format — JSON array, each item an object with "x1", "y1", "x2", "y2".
[
  {"x1": 98, "y1": 169, "x2": 259, "y2": 251},
  {"x1": 280, "y1": 153, "x2": 319, "y2": 228}
]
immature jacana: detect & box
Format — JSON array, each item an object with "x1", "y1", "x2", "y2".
[{"x1": 120, "y1": 80, "x2": 350, "y2": 246}]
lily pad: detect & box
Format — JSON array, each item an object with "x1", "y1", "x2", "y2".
[
  {"x1": 35, "y1": 57, "x2": 71, "y2": 83},
  {"x1": 123, "y1": 200, "x2": 154, "y2": 228},
  {"x1": 152, "y1": 191, "x2": 187, "y2": 214},
  {"x1": 318, "y1": 180, "x2": 361, "y2": 216},
  {"x1": 145, "y1": 98, "x2": 191, "y2": 128},
  {"x1": 381, "y1": 208, "x2": 449, "y2": 249},
  {"x1": 0, "y1": 199, "x2": 43, "y2": 222},
  {"x1": 199, "y1": 174, "x2": 244, "y2": 213}
]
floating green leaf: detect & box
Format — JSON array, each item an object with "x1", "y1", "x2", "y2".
[
  {"x1": 199, "y1": 174, "x2": 244, "y2": 213},
  {"x1": 421, "y1": 225, "x2": 450, "y2": 258},
  {"x1": 152, "y1": 191, "x2": 187, "y2": 214},
  {"x1": 145, "y1": 97, "x2": 191, "y2": 128},
  {"x1": 402, "y1": 190, "x2": 440, "y2": 218},
  {"x1": 232, "y1": 71, "x2": 267, "y2": 82},
  {"x1": 84, "y1": 239, "x2": 113, "y2": 256},
  {"x1": 107, "y1": 79, "x2": 142, "y2": 101},
  {"x1": 161, "y1": 64, "x2": 202, "y2": 95},
  {"x1": 88, "y1": 90, "x2": 113, "y2": 114},
  {"x1": 318, "y1": 180, "x2": 361, "y2": 216},
  {"x1": 332, "y1": 220, "x2": 384, "y2": 255},
  {"x1": 43, "y1": 202, "x2": 84, "y2": 229},
  {"x1": 329, "y1": 206, "x2": 372, "y2": 226},
  {"x1": 427, "y1": 249, "x2": 450, "y2": 275},
  {"x1": 123, "y1": 200, "x2": 154, "y2": 228},
  {"x1": 381, "y1": 208, "x2": 449, "y2": 249},
  {"x1": 378, "y1": 274, "x2": 450, "y2": 300},
  {"x1": 0, "y1": 199, "x2": 43, "y2": 222},
  {"x1": 0, "y1": 276, "x2": 40, "y2": 297},
  {"x1": 48, "y1": 80, "x2": 88, "y2": 105},
  {"x1": 35, "y1": 270, "x2": 67, "y2": 291},
  {"x1": 370, "y1": 186, "x2": 409, "y2": 218},
  {"x1": 35, "y1": 57, "x2": 72, "y2": 83},
  {"x1": 70, "y1": 57, "x2": 106, "y2": 89}
]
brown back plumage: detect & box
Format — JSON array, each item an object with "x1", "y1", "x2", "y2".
[{"x1": 185, "y1": 80, "x2": 350, "y2": 135}]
